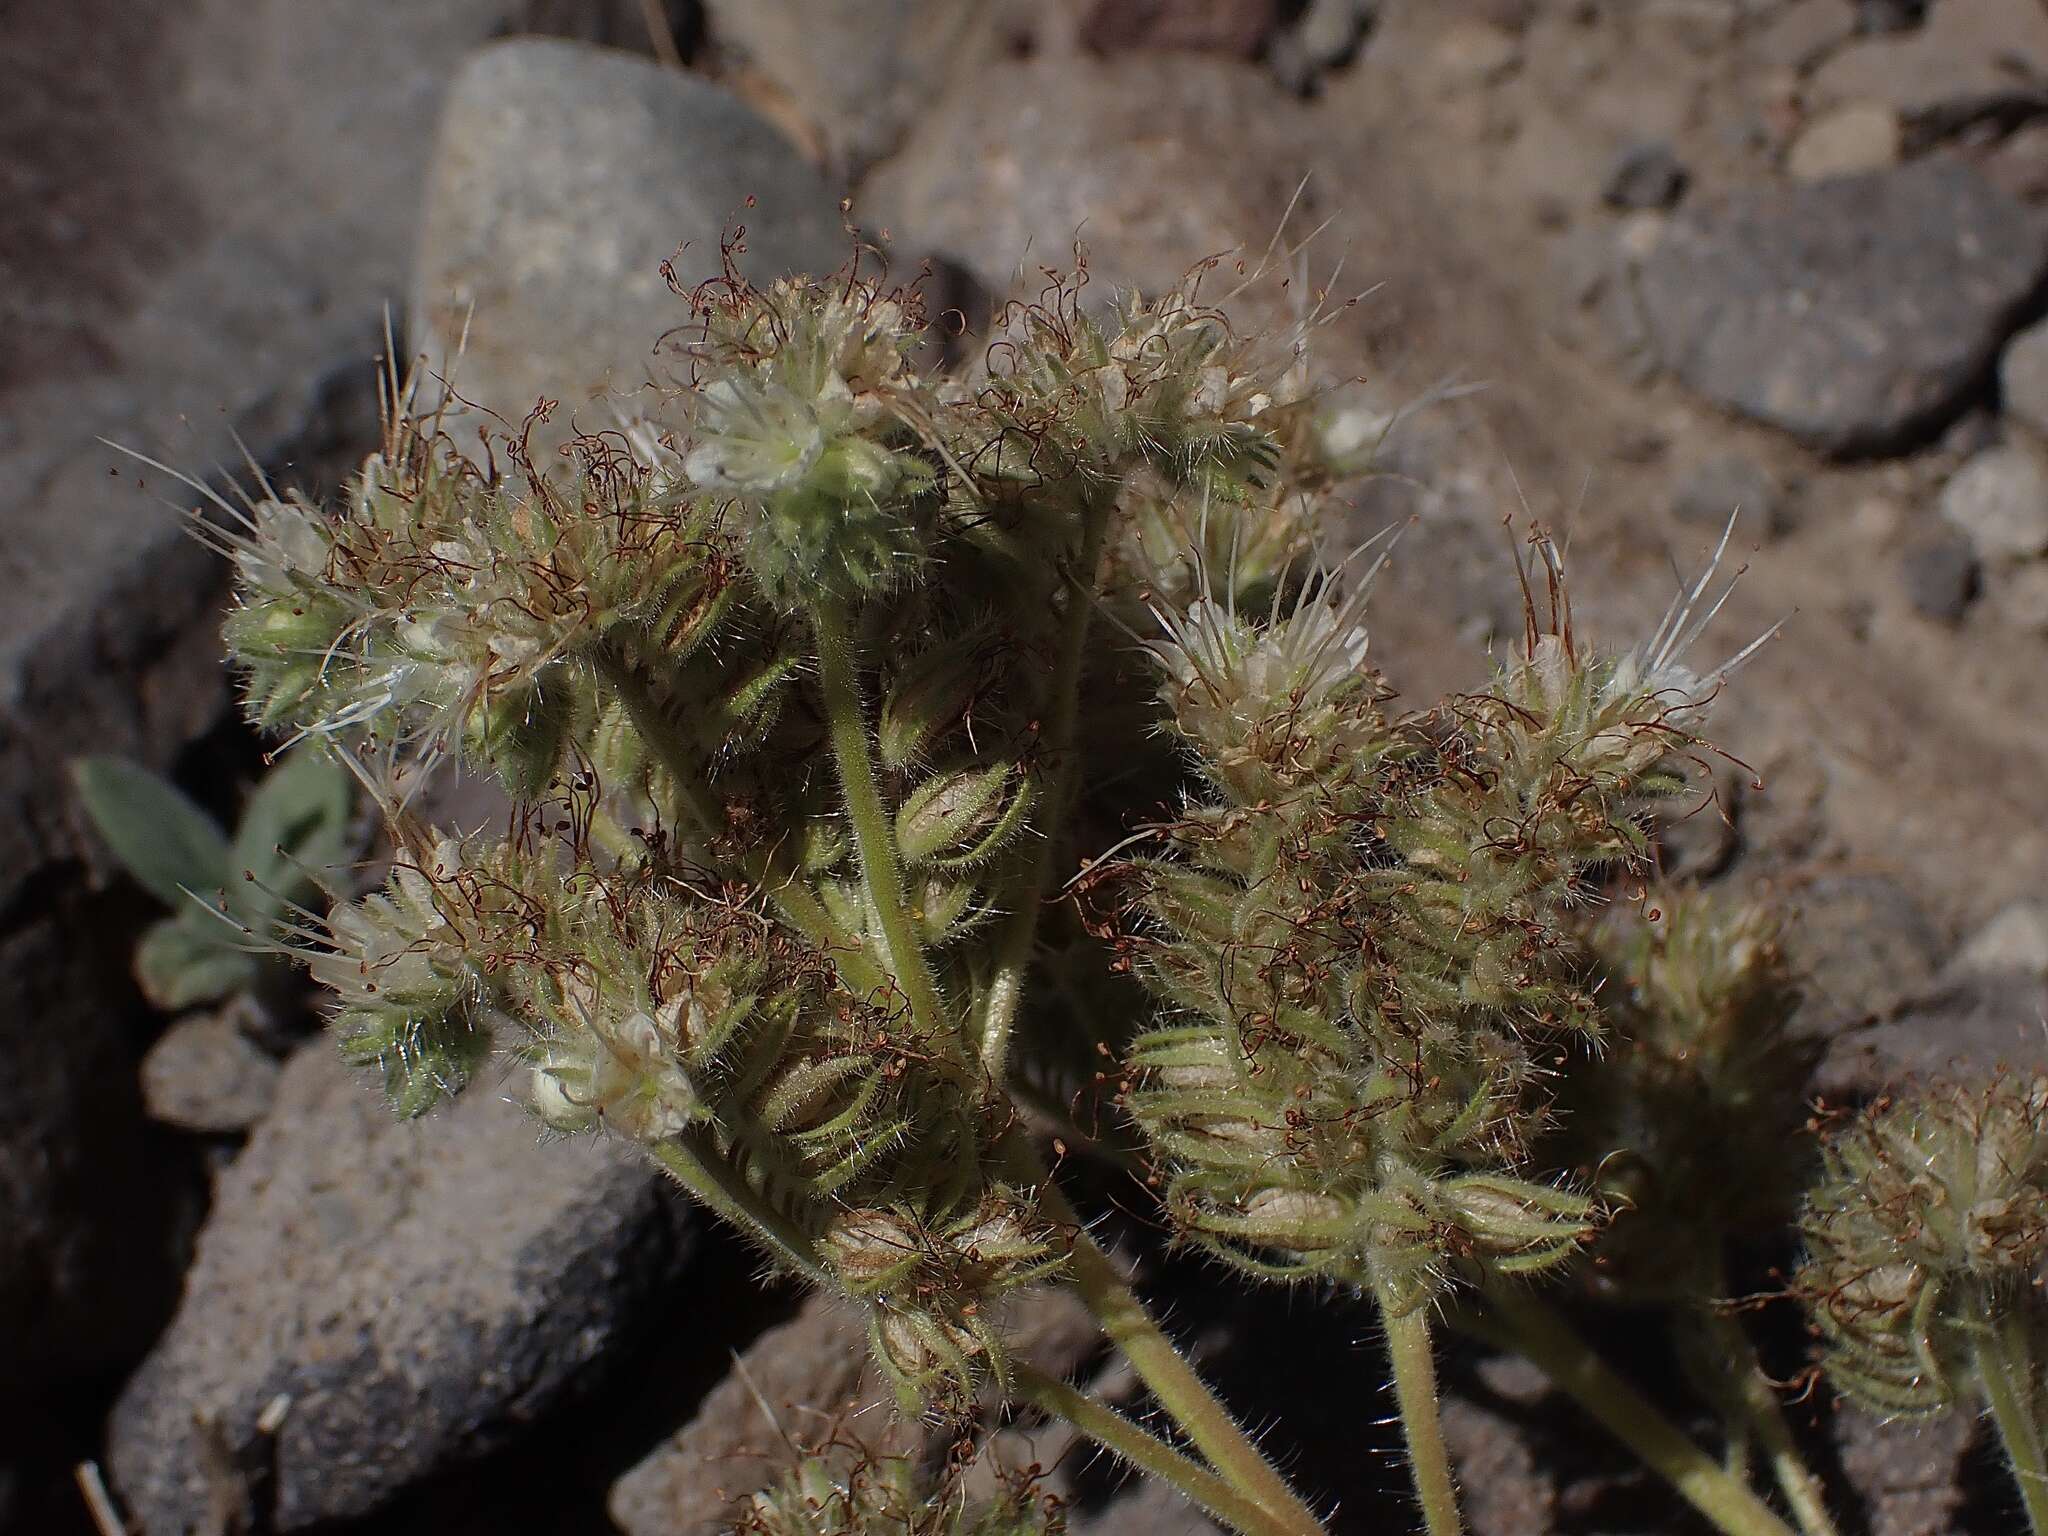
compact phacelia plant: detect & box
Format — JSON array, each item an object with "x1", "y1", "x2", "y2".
[{"x1": 179, "y1": 242, "x2": 2047, "y2": 1536}]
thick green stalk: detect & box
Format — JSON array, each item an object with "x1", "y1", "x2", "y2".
[
  {"x1": 1969, "y1": 1285, "x2": 2048, "y2": 1536},
  {"x1": 973, "y1": 499, "x2": 1112, "y2": 1079},
  {"x1": 807, "y1": 600, "x2": 957, "y2": 1054},
  {"x1": 1377, "y1": 1288, "x2": 1463, "y2": 1536},
  {"x1": 648, "y1": 1135, "x2": 826, "y2": 1285},
  {"x1": 1013, "y1": 1364, "x2": 1305, "y2": 1536},
  {"x1": 1455, "y1": 1292, "x2": 1797, "y2": 1536},
  {"x1": 1691, "y1": 1307, "x2": 1840, "y2": 1536},
  {"x1": 1008, "y1": 1140, "x2": 1324, "y2": 1535}
]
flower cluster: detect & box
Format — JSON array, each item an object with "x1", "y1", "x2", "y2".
[
  {"x1": 1798, "y1": 1075, "x2": 2048, "y2": 1415},
  {"x1": 229, "y1": 254, "x2": 1343, "y2": 1434},
  {"x1": 1105, "y1": 536, "x2": 1748, "y2": 1311}
]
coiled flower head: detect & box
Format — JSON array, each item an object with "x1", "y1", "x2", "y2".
[
  {"x1": 681, "y1": 271, "x2": 937, "y2": 608},
  {"x1": 1797, "y1": 1074, "x2": 2048, "y2": 1414},
  {"x1": 303, "y1": 837, "x2": 522, "y2": 1117},
  {"x1": 1556, "y1": 888, "x2": 1811, "y2": 1302},
  {"x1": 1145, "y1": 551, "x2": 1391, "y2": 803}
]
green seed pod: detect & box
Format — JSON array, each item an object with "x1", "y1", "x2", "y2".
[
  {"x1": 879, "y1": 631, "x2": 990, "y2": 769},
  {"x1": 895, "y1": 762, "x2": 1031, "y2": 868}
]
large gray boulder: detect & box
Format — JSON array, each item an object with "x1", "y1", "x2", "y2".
[
  {"x1": 109, "y1": 1044, "x2": 692, "y2": 1533},
  {"x1": 411, "y1": 39, "x2": 848, "y2": 456},
  {"x1": 1636, "y1": 158, "x2": 2048, "y2": 455}
]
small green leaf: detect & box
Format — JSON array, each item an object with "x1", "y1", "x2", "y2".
[
  {"x1": 70, "y1": 756, "x2": 232, "y2": 910},
  {"x1": 229, "y1": 748, "x2": 353, "y2": 925},
  {"x1": 134, "y1": 912, "x2": 257, "y2": 1010}
]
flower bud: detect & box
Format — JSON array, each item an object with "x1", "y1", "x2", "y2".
[{"x1": 895, "y1": 762, "x2": 1030, "y2": 869}]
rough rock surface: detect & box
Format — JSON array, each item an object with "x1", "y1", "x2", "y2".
[
  {"x1": 863, "y1": 51, "x2": 1320, "y2": 302},
  {"x1": 1669, "y1": 450, "x2": 1785, "y2": 532},
  {"x1": 701, "y1": 0, "x2": 1020, "y2": 174},
  {"x1": 1636, "y1": 159, "x2": 2048, "y2": 454},
  {"x1": 1816, "y1": 971, "x2": 2048, "y2": 1098},
  {"x1": 140, "y1": 1009, "x2": 283, "y2": 1135},
  {"x1": 1786, "y1": 874, "x2": 1945, "y2": 1042},
  {"x1": 110, "y1": 1044, "x2": 692, "y2": 1533},
  {"x1": 0, "y1": 0, "x2": 520, "y2": 1419},
  {"x1": 412, "y1": 39, "x2": 847, "y2": 457},
  {"x1": 1833, "y1": 1404, "x2": 1976, "y2": 1536},
  {"x1": 1901, "y1": 528, "x2": 1980, "y2": 622},
  {"x1": 2002, "y1": 314, "x2": 2048, "y2": 440},
  {"x1": 1939, "y1": 444, "x2": 2048, "y2": 562},
  {"x1": 1810, "y1": 0, "x2": 2048, "y2": 119}
]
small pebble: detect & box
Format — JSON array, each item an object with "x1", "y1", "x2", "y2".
[
  {"x1": 1603, "y1": 140, "x2": 1690, "y2": 210},
  {"x1": 140, "y1": 1010, "x2": 281, "y2": 1135},
  {"x1": 1953, "y1": 901, "x2": 2048, "y2": 980},
  {"x1": 1900, "y1": 529, "x2": 1979, "y2": 622},
  {"x1": 2000, "y1": 316, "x2": 2048, "y2": 441},
  {"x1": 1938, "y1": 445, "x2": 2048, "y2": 562},
  {"x1": 1786, "y1": 102, "x2": 1900, "y2": 180}
]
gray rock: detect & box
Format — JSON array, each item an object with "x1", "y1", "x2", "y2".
[
  {"x1": 700, "y1": 0, "x2": 1016, "y2": 174},
  {"x1": 2002, "y1": 314, "x2": 2048, "y2": 439},
  {"x1": 1749, "y1": 0, "x2": 1856, "y2": 73},
  {"x1": 1269, "y1": 0, "x2": 1379, "y2": 93},
  {"x1": 1815, "y1": 971, "x2": 2048, "y2": 1098},
  {"x1": 109, "y1": 1044, "x2": 691, "y2": 1533},
  {"x1": 1953, "y1": 900, "x2": 2048, "y2": 980},
  {"x1": 1832, "y1": 1402, "x2": 1972, "y2": 1536},
  {"x1": 1635, "y1": 158, "x2": 2048, "y2": 455},
  {"x1": 1441, "y1": 1395, "x2": 1554, "y2": 1536},
  {"x1": 1786, "y1": 874, "x2": 1944, "y2": 1044},
  {"x1": 1669, "y1": 451, "x2": 1786, "y2": 533},
  {"x1": 140, "y1": 1009, "x2": 282, "y2": 1135},
  {"x1": 1900, "y1": 528, "x2": 1979, "y2": 621},
  {"x1": 1816, "y1": 0, "x2": 2048, "y2": 118},
  {"x1": 1987, "y1": 120, "x2": 2048, "y2": 207},
  {"x1": 1602, "y1": 141, "x2": 1689, "y2": 210},
  {"x1": 1938, "y1": 443, "x2": 2048, "y2": 561},
  {"x1": 1069, "y1": 1480, "x2": 1223, "y2": 1535},
  {"x1": 0, "y1": 0, "x2": 520, "y2": 1418},
  {"x1": 413, "y1": 39, "x2": 847, "y2": 459},
  {"x1": 863, "y1": 51, "x2": 1321, "y2": 303}
]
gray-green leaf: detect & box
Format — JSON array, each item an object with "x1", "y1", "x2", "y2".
[
  {"x1": 71, "y1": 756, "x2": 232, "y2": 910},
  {"x1": 134, "y1": 912, "x2": 258, "y2": 1011},
  {"x1": 230, "y1": 748, "x2": 353, "y2": 927}
]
